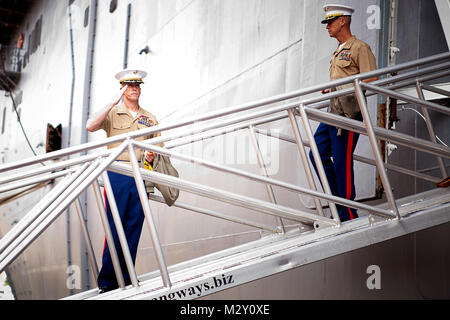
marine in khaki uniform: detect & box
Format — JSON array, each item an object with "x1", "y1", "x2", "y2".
[
  {"x1": 87, "y1": 69, "x2": 161, "y2": 162},
  {"x1": 99, "y1": 102, "x2": 160, "y2": 161},
  {"x1": 309, "y1": 4, "x2": 377, "y2": 222},
  {"x1": 328, "y1": 34, "x2": 377, "y2": 119},
  {"x1": 86, "y1": 69, "x2": 159, "y2": 293}
]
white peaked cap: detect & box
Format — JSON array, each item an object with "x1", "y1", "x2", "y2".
[
  {"x1": 115, "y1": 69, "x2": 147, "y2": 84},
  {"x1": 321, "y1": 4, "x2": 354, "y2": 24}
]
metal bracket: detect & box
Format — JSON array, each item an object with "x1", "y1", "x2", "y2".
[
  {"x1": 313, "y1": 220, "x2": 335, "y2": 231},
  {"x1": 368, "y1": 214, "x2": 388, "y2": 226}
]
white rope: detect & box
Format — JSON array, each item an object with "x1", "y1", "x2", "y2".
[{"x1": 399, "y1": 106, "x2": 448, "y2": 147}]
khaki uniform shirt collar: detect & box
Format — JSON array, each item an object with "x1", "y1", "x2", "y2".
[
  {"x1": 116, "y1": 103, "x2": 143, "y2": 119},
  {"x1": 333, "y1": 35, "x2": 357, "y2": 55}
]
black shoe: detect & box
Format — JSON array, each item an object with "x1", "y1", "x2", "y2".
[{"x1": 98, "y1": 286, "x2": 117, "y2": 294}]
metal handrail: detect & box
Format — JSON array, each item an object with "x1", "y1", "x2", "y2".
[
  {"x1": 129, "y1": 141, "x2": 394, "y2": 219},
  {"x1": 0, "y1": 51, "x2": 449, "y2": 172},
  {"x1": 253, "y1": 127, "x2": 442, "y2": 183},
  {"x1": 148, "y1": 194, "x2": 280, "y2": 233},
  {"x1": 305, "y1": 108, "x2": 450, "y2": 158},
  {"x1": 0, "y1": 52, "x2": 449, "y2": 297}
]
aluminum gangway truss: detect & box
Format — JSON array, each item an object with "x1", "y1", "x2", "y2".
[{"x1": 0, "y1": 52, "x2": 449, "y2": 300}]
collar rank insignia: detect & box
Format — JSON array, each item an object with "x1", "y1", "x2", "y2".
[{"x1": 138, "y1": 115, "x2": 153, "y2": 127}]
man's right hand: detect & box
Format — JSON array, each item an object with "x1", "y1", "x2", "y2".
[
  {"x1": 86, "y1": 85, "x2": 128, "y2": 132},
  {"x1": 112, "y1": 85, "x2": 128, "y2": 105}
]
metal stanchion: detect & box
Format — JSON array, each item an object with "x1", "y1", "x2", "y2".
[
  {"x1": 73, "y1": 198, "x2": 100, "y2": 280},
  {"x1": 354, "y1": 80, "x2": 400, "y2": 219},
  {"x1": 91, "y1": 179, "x2": 126, "y2": 289},
  {"x1": 415, "y1": 81, "x2": 447, "y2": 177},
  {"x1": 127, "y1": 142, "x2": 171, "y2": 288},
  {"x1": 297, "y1": 105, "x2": 341, "y2": 224},
  {"x1": 102, "y1": 171, "x2": 139, "y2": 288},
  {"x1": 248, "y1": 125, "x2": 285, "y2": 233},
  {"x1": 287, "y1": 108, "x2": 332, "y2": 219}
]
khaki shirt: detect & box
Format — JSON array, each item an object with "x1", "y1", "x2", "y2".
[
  {"x1": 100, "y1": 103, "x2": 161, "y2": 162},
  {"x1": 329, "y1": 36, "x2": 377, "y2": 119}
]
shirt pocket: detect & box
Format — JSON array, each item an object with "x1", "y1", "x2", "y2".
[
  {"x1": 112, "y1": 122, "x2": 131, "y2": 131},
  {"x1": 336, "y1": 59, "x2": 352, "y2": 68}
]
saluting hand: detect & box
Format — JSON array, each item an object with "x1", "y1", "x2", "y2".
[
  {"x1": 112, "y1": 85, "x2": 128, "y2": 105},
  {"x1": 86, "y1": 85, "x2": 129, "y2": 132}
]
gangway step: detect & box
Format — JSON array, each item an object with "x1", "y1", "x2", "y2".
[{"x1": 64, "y1": 188, "x2": 450, "y2": 300}]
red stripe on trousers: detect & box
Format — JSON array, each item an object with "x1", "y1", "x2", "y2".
[
  {"x1": 346, "y1": 131, "x2": 354, "y2": 220},
  {"x1": 102, "y1": 188, "x2": 107, "y2": 254}
]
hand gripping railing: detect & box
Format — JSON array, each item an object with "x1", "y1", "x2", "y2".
[{"x1": 0, "y1": 51, "x2": 449, "y2": 297}]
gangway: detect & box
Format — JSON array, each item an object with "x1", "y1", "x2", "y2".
[{"x1": 0, "y1": 51, "x2": 449, "y2": 300}]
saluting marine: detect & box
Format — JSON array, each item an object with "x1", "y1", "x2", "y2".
[{"x1": 86, "y1": 69, "x2": 160, "y2": 293}]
